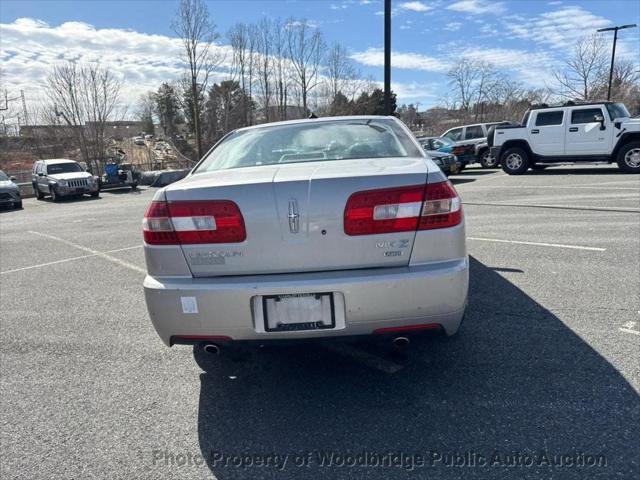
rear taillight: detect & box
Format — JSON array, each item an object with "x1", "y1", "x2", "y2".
[
  {"x1": 344, "y1": 181, "x2": 461, "y2": 236},
  {"x1": 419, "y1": 181, "x2": 462, "y2": 230},
  {"x1": 143, "y1": 200, "x2": 246, "y2": 245}
]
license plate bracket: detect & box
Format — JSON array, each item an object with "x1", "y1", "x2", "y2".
[{"x1": 262, "y1": 293, "x2": 335, "y2": 332}]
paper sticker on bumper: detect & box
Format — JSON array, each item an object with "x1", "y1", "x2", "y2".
[{"x1": 181, "y1": 296, "x2": 198, "y2": 314}]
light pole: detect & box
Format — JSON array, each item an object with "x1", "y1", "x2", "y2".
[
  {"x1": 384, "y1": 0, "x2": 391, "y2": 115},
  {"x1": 596, "y1": 24, "x2": 637, "y2": 101}
]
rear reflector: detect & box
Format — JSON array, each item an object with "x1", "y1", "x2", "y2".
[
  {"x1": 344, "y1": 181, "x2": 462, "y2": 235},
  {"x1": 373, "y1": 323, "x2": 442, "y2": 334},
  {"x1": 143, "y1": 200, "x2": 246, "y2": 245}
]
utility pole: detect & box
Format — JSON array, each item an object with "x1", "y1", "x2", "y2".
[
  {"x1": 597, "y1": 24, "x2": 637, "y2": 100},
  {"x1": 20, "y1": 90, "x2": 29, "y2": 126},
  {"x1": 384, "y1": 0, "x2": 391, "y2": 115}
]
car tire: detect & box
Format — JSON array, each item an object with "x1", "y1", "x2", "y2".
[
  {"x1": 50, "y1": 187, "x2": 60, "y2": 202},
  {"x1": 91, "y1": 190, "x2": 100, "y2": 198},
  {"x1": 501, "y1": 147, "x2": 530, "y2": 175},
  {"x1": 616, "y1": 141, "x2": 640, "y2": 174},
  {"x1": 479, "y1": 150, "x2": 499, "y2": 169}
]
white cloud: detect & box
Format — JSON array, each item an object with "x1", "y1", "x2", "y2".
[
  {"x1": 0, "y1": 18, "x2": 231, "y2": 111},
  {"x1": 350, "y1": 47, "x2": 449, "y2": 72},
  {"x1": 505, "y1": 6, "x2": 610, "y2": 49},
  {"x1": 447, "y1": 0, "x2": 505, "y2": 15},
  {"x1": 399, "y1": 2, "x2": 432, "y2": 12},
  {"x1": 444, "y1": 22, "x2": 462, "y2": 31},
  {"x1": 457, "y1": 47, "x2": 556, "y2": 87}
]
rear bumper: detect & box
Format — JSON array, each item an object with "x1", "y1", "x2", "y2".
[{"x1": 143, "y1": 258, "x2": 469, "y2": 346}]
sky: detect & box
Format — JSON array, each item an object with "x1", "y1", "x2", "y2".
[{"x1": 1, "y1": 0, "x2": 639, "y2": 118}]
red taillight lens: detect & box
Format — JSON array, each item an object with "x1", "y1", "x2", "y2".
[
  {"x1": 143, "y1": 200, "x2": 246, "y2": 245},
  {"x1": 419, "y1": 181, "x2": 462, "y2": 230},
  {"x1": 344, "y1": 185, "x2": 425, "y2": 235},
  {"x1": 344, "y1": 181, "x2": 462, "y2": 236},
  {"x1": 142, "y1": 201, "x2": 179, "y2": 245}
]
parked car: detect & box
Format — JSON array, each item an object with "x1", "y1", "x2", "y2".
[
  {"x1": 489, "y1": 101, "x2": 640, "y2": 174},
  {"x1": 442, "y1": 122, "x2": 511, "y2": 168},
  {"x1": 134, "y1": 136, "x2": 146, "y2": 146},
  {"x1": 32, "y1": 159, "x2": 100, "y2": 201},
  {"x1": 0, "y1": 170, "x2": 22, "y2": 209},
  {"x1": 142, "y1": 116, "x2": 468, "y2": 351},
  {"x1": 417, "y1": 138, "x2": 460, "y2": 176}
]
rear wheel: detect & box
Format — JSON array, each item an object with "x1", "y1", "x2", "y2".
[
  {"x1": 617, "y1": 142, "x2": 640, "y2": 173},
  {"x1": 479, "y1": 149, "x2": 499, "y2": 168},
  {"x1": 501, "y1": 147, "x2": 530, "y2": 175},
  {"x1": 91, "y1": 190, "x2": 100, "y2": 198}
]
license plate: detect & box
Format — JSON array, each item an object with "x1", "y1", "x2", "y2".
[{"x1": 263, "y1": 293, "x2": 335, "y2": 332}]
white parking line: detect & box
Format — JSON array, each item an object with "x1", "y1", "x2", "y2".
[
  {"x1": 468, "y1": 237, "x2": 606, "y2": 252},
  {"x1": 463, "y1": 201, "x2": 640, "y2": 213},
  {"x1": 24, "y1": 231, "x2": 146, "y2": 274},
  {"x1": 464, "y1": 185, "x2": 639, "y2": 191},
  {"x1": 1, "y1": 244, "x2": 142, "y2": 275},
  {"x1": 619, "y1": 321, "x2": 640, "y2": 336}
]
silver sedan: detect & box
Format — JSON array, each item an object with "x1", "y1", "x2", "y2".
[{"x1": 142, "y1": 116, "x2": 468, "y2": 350}]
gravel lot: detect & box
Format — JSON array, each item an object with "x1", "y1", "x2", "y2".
[{"x1": 1, "y1": 165, "x2": 639, "y2": 479}]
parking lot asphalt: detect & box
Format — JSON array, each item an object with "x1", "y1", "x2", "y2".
[{"x1": 1, "y1": 165, "x2": 639, "y2": 479}]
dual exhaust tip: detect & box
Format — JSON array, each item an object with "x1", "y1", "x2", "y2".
[{"x1": 203, "y1": 336, "x2": 409, "y2": 356}]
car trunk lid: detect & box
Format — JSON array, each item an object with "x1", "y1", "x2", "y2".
[{"x1": 163, "y1": 157, "x2": 428, "y2": 277}]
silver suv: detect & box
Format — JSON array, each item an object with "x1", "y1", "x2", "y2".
[{"x1": 32, "y1": 159, "x2": 100, "y2": 201}]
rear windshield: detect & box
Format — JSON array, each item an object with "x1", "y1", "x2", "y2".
[
  {"x1": 47, "y1": 163, "x2": 83, "y2": 174},
  {"x1": 194, "y1": 119, "x2": 423, "y2": 173}
]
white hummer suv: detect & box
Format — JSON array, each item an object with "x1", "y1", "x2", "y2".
[{"x1": 488, "y1": 102, "x2": 640, "y2": 175}]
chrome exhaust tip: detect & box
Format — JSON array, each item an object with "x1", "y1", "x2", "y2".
[
  {"x1": 203, "y1": 343, "x2": 221, "y2": 355},
  {"x1": 392, "y1": 336, "x2": 410, "y2": 348}
]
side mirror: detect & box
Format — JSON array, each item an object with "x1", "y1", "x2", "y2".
[
  {"x1": 594, "y1": 114, "x2": 605, "y2": 130},
  {"x1": 37, "y1": 172, "x2": 44, "y2": 177},
  {"x1": 10, "y1": 176, "x2": 16, "y2": 182}
]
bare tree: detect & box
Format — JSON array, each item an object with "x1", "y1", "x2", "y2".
[
  {"x1": 172, "y1": 0, "x2": 224, "y2": 159},
  {"x1": 552, "y1": 34, "x2": 608, "y2": 100},
  {"x1": 246, "y1": 24, "x2": 258, "y2": 125},
  {"x1": 136, "y1": 92, "x2": 156, "y2": 134},
  {"x1": 228, "y1": 22, "x2": 250, "y2": 124},
  {"x1": 447, "y1": 59, "x2": 500, "y2": 121},
  {"x1": 325, "y1": 42, "x2": 358, "y2": 101},
  {"x1": 45, "y1": 60, "x2": 122, "y2": 173},
  {"x1": 286, "y1": 18, "x2": 324, "y2": 114},
  {"x1": 272, "y1": 17, "x2": 291, "y2": 120},
  {"x1": 255, "y1": 18, "x2": 274, "y2": 122}
]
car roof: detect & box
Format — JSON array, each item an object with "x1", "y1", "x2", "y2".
[
  {"x1": 529, "y1": 101, "x2": 613, "y2": 111},
  {"x1": 234, "y1": 115, "x2": 399, "y2": 133},
  {"x1": 38, "y1": 159, "x2": 78, "y2": 164}
]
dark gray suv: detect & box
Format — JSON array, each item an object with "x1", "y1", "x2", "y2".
[
  {"x1": 0, "y1": 170, "x2": 22, "y2": 209},
  {"x1": 32, "y1": 159, "x2": 99, "y2": 201}
]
